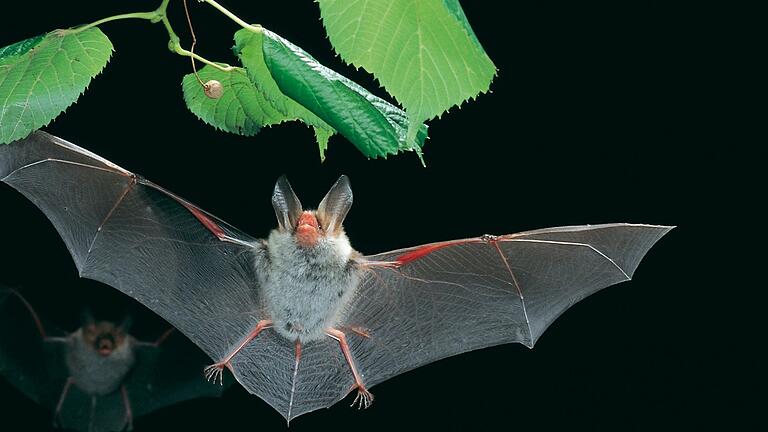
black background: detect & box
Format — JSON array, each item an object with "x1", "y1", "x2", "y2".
[{"x1": 0, "y1": 1, "x2": 744, "y2": 431}]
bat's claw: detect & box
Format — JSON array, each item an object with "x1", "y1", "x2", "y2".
[
  {"x1": 350, "y1": 386, "x2": 374, "y2": 409},
  {"x1": 203, "y1": 362, "x2": 226, "y2": 385}
]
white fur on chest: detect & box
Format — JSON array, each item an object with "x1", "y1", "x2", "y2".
[
  {"x1": 65, "y1": 330, "x2": 136, "y2": 396},
  {"x1": 259, "y1": 230, "x2": 362, "y2": 342}
]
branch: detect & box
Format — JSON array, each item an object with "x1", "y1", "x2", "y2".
[{"x1": 198, "y1": 0, "x2": 263, "y2": 33}]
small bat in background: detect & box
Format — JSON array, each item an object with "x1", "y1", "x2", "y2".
[
  {"x1": 0, "y1": 131, "x2": 673, "y2": 421},
  {"x1": 0, "y1": 287, "x2": 229, "y2": 432}
]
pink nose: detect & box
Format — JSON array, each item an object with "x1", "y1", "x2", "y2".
[
  {"x1": 296, "y1": 211, "x2": 319, "y2": 247},
  {"x1": 297, "y1": 211, "x2": 318, "y2": 228}
]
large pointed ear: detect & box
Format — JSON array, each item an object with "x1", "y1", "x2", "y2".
[
  {"x1": 317, "y1": 175, "x2": 353, "y2": 234},
  {"x1": 80, "y1": 308, "x2": 95, "y2": 327},
  {"x1": 272, "y1": 175, "x2": 303, "y2": 231},
  {"x1": 117, "y1": 315, "x2": 133, "y2": 335}
]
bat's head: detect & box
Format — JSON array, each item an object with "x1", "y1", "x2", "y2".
[
  {"x1": 272, "y1": 175, "x2": 353, "y2": 249},
  {"x1": 81, "y1": 313, "x2": 130, "y2": 358}
]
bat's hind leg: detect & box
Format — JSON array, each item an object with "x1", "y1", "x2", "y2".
[
  {"x1": 204, "y1": 319, "x2": 273, "y2": 385},
  {"x1": 52, "y1": 377, "x2": 73, "y2": 427},
  {"x1": 326, "y1": 328, "x2": 374, "y2": 409},
  {"x1": 120, "y1": 385, "x2": 134, "y2": 431}
]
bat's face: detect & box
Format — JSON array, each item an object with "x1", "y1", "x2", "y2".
[
  {"x1": 82, "y1": 321, "x2": 127, "y2": 357},
  {"x1": 272, "y1": 175, "x2": 353, "y2": 249}
]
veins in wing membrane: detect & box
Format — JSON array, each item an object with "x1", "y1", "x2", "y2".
[
  {"x1": 87, "y1": 173, "x2": 137, "y2": 254},
  {"x1": 9, "y1": 155, "x2": 255, "y2": 251},
  {"x1": 492, "y1": 241, "x2": 531, "y2": 340},
  {"x1": 362, "y1": 234, "x2": 637, "y2": 346}
]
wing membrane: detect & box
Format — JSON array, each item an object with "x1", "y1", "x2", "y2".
[
  {"x1": 345, "y1": 224, "x2": 671, "y2": 388},
  {"x1": 0, "y1": 132, "x2": 264, "y2": 361}
]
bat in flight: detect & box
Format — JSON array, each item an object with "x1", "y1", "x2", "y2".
[
  {"x1": 0, "y1": 131, "x2": 672, "y2": 421},
  {"x1": 0, "y1": 286, "x2": 228, "y2": 431}
]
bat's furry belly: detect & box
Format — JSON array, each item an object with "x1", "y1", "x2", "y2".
[
  {"x1": 65, "y1": 332, "x2": 135, "y2": 396},
  {"x1": 260, "y1": 231, "x2": 362, "y2": 342}
]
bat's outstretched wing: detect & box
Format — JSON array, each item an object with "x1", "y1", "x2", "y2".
[
  {"x1": 341, "y1": 224, "x2": 672, "y2": 390},
  {"x1": 128, "y1": 330, "x2": 232, "y2": 419},
  {"x1": 0, "y1": 289, "x2": 68, "y2": 409},
  {"x1": 2, "y1": 132, "x2": 319, "y2": 420},
  {"x1": 0, "y1": 131, "x2": 265, "y2": 372}
]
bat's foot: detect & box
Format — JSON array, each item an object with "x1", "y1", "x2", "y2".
[
  {"x1": 326, "y1": 328, "x2": 374, "y2": 410},
  {"x1": 202, "y1": 320, "x2": 272, "y2": 386},
  {"x1": 350, "y1": 385, "x2": 374, "y2": 409},
  {"x1": 203, "y1": 362, "x2": 227, "y2": 385}
]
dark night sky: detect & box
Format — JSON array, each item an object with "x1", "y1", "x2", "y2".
[{"x1": 0, "y1": 1, "x2": 745, "y2": 430}]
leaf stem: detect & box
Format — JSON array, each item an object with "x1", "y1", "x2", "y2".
[
  {"x1": 61, "y1": 11, "x2": 162, "y2": 35},
  {"x1": 173, "y1": 44, "x2": 235, "y2": 72},
  {"x1": 182, "y1": 0, "x2": 206, "y2": 86},
  {"x1": 62, "y1": 0, "x2": 236, "y2": 73},
  {"x1": 198, "y1": 0, "x2": 263, "y2": 33},
  {"x1": 161, "y1": 15, "x2": 235, "y2": 72}
]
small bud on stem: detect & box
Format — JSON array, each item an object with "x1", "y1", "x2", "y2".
[{"x1": 204, "y1": 80, "x2": 224, "y2": 99}]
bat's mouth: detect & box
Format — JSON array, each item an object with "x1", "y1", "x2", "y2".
[{"x1": 96, "y1": 337, "x2": 115, "y2": 357}]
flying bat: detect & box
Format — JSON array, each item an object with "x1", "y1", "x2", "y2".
[
  {"x1": 0, "y1": 131, "x2": 672, "y2": 421},
  {"x1": 0, "y1": 286, "x2": 228, "y2": 431}
]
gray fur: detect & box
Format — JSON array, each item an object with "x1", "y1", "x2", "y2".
[
  {"x1": 258, "y1": 223, "x2": 362, "y2": 342},
  {"x1": 65, "y1": 329, "x2": 136, "y2": 396}
]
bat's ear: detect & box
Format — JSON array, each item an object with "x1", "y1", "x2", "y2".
[
  {"x1": 317, "y1": 175, "x2": 353, "y2": 234},
  {"x1": 272, "y1": 175, "x2": 303, "y2": 231},
  {"x1": 117, "y1": 315, "x2": 133, "y2": 334},
  {"x1": 80, "y1": 308, "x2": 95, "y2": 327}
]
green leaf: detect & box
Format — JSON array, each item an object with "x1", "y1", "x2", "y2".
[
  {"x1": 182, "y1": 64, "x2": 337, "y2": 160},
  {"x1": 317, "y1": 0, "x2": 496, "y2": 140},
  {"x1": 0, "y1": 28, "x2": 113, "y2": 144},
  {"x1": 185, "y1": 28, "x2": 426, "y2": 160},
  {"x1": 0, "y1": 34, "x2": 45, "y2": 59},
  {"x1": 233, "y1": 30, "x2": 336, "y2": 158},
  {"x1": 314, "y1": 126, "x2": 333, "y2": 161},
  {"x1": 253, "y1": 29, "x2": 427, "y2": 159},
  {"x1": 183, "y1": 66, "x2": 280, "y2": 136},
  {"x1": 441, "y1": 0, "x2": 485, "y2": 49}
]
